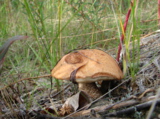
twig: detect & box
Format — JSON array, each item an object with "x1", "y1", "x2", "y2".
[
  {"x1": 50, "y1": 83, "x2": 72, "y2": 98},
  {"x1": 70, "y1": 99, "x2": 139, "y2": 117},
  {"x1": 64, "y1": 0, "x2": 101, "y2": 31},
  {"x1": 63, "y1": 79, "x2": 131, "y2": 118},
  {"x1": 146, "y1": 88, "x2": 160, "y2": 119},
  {"x1": 65, "y1": 88, "x2": 155, "y2": 117},
  {"x1": 0, "y1": 74, "x2": 51, "y2": 91},
  {"x1": 141, "y1": 18, "x2": 160, "y2": 23},
  {"x1": 103, "y1": 98, "x2": 160, "y2": 117},
  {"x1": 158, "y1": 0, "x2": 160, "y2": 27},
  {"x1": 137, "y1": 88, "x2": 155, "y2": 99}
]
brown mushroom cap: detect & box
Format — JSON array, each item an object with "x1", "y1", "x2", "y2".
[{"x1": 51, "y1": 49, "x2": 123, "y2": 83}]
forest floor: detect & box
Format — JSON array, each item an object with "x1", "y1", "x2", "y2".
[{"x1": 0, "y1": 33, "x2": 160, "y2": 119}]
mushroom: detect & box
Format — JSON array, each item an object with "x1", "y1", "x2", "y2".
[{"x1": 51, "y1": 49, "x2": 123, "y2": 99}]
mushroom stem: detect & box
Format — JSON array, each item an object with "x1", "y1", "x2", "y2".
[{"x1": 78, "y1": 83, "x2": 102, "y2": 99}]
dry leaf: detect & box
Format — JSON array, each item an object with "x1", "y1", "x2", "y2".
[{"x1": 59, "y1": 91, "x2": 91, "y2": 116}]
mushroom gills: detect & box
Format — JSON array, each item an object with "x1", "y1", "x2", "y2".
[{"x1": 75, "y1": 76, "x2": 115, "y2": 83}]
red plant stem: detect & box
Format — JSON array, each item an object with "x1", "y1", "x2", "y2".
[
  {"x1": 116, "y1": 1, "x2": 133, "y2": 62},
  {"x1": 158, "y1": 0, "x2": 160, "y2": 26}
]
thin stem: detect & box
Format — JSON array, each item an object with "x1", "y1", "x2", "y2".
[{"x1": 116, "y1": 0, "x2": 133, "y2": 62}]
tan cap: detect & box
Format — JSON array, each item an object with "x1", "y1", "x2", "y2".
[{"x1": 51, "y1": 49, "x2": 123, "y2": 83}]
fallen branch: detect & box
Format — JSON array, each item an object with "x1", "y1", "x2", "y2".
[
  {"x1": 69, "y1": 96, "x2": 159, "y2": 117},
  {"x1": 64, "y1": 79, "x2": 131, "y2": 118},
  {"x1": 146, "y1": 88, "x2": 160, "y2": 119},
  {"x1": 67, "y1": 88, "x2": 156, "y2": 117},
  {"x1": 103, "y1": 98, "x2": 160, "y2": 117},
  {"x1": 69, "y1": 99, "x2": 139, "y2": 117}
]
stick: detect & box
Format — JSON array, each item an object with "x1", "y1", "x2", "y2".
[
  {"x1": 63, "y1": 79, "x2": 130, "y2": 118},
  {"x1": 103, "y1": 98, "x2": 160, "y2": 117},
  {"x1": 146, "y1": 88, "x2": 160, "y2": 119},
  {"x1": 66, "y1": 88, "x2": 156, "y2": 117},
  {"x1": 0, "y1": 74, "x2": 51, "y2": 91}
]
